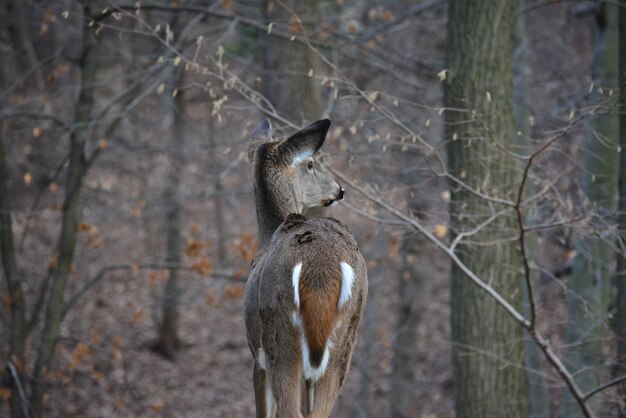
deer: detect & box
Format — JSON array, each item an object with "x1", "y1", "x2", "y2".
[{"x1": 243, "y1": 118, "x2": 368, "y2": 418}]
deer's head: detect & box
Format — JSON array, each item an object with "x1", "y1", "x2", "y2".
[{"x1": 249, "y1": 119, "x2": 344, "y2": 245}]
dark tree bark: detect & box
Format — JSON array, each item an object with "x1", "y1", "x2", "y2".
[
  {"x1": 513, "y1": 3, "x2": 548, "y2": 415},
  {"x1": 390, "y1": 142, "x2": 427, "y2": 418},
  {"x1": 0, "y1": 122, "x2": 27, "y2": 418},
  {"x1": 152, "y1": 64, "x2": 185, "y2": 360},
  {"x1": 357, "y1": 231, "x2": 384, "y2": 418},
  {"x1": 445, "y1": 1, "x2": 528, "y2": 417},
  {"x1": 261, "y1": 0, "x2": 324, "y2": 125},
  {"x1": 148, "y1": 10, "x2": 208, "y2": 361},
  {"x1": 390, "y1": 232, "x2": 423, "y2": 418},
  {"x1": 261, "y1": 0, "x2": 326, "y2": 219},
  {"x1": 562, "y1": 5, "x2": 619, "y2": 417},
  {"x1": 207, "y1": 114, "x2": 227, "y2": 263},
  {"x1": 616, "y1": 0, "x2": 626, "y2": 416},
  {"x1": 12, "y1": 0, "x2": 45, "y2": 93},
  {"x1": 29, "y1": 7, "x2": 98, "y2": 416}
]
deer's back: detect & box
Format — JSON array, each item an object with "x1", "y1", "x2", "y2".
[
  {"x1": 245, "y1": 214, "x2": 366, "y2": 362},
  {"x1": 274, "y1": 213, "x2": 360, "y2": 262},
  {"x1": 258, "y1": 213, "x2": 362, "y2": 280}
]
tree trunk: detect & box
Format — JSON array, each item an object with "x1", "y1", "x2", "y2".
[
  {"x1": 616, "y1": 1, "x2": 626, "y2": 416},
  {"x1": 207, "y1": 115, "x2": 226, "y2": 263},
  {"x1": 261, "y1": 0, "x2": 324, "y2": 125},
  {"x1": 390, "y1": 150, "x2": 427, "y2": 418},
  {"x1": 152, "y1": 61, "x2": 185, "y2": 361},
  {"x1": 356, "y1": 231, "x2": 385, "y2": 418},
  {"x1": 445, "y1": 1, "x2": 528, "y2": 417},
  {"x1": 514, "y1": 3, "x2": 548, "y2": 415},
  {"x1": 0, "y1": 123, "x2": 27, "y2": 418},
  {"x1": 390, "y1": 231, "x2": 423, "y2": 418},
  {"x1": 29, "y1": 7, "x2": 98, "y2": 416},
  {"x1": 12, "y1": 0, "x2": 45, "y2": 93},
  {"x1": 262, "y1": 0, "x2": 326, "y2": 218},
  {"x1": 562, "y1": 5, "x2": 619, "y2": 417}
]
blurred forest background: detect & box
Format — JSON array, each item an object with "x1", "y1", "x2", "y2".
[{"x1": 1, "y1": 0, "x2": 626, "y2": 417}]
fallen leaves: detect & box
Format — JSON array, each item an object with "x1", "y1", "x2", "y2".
[
  {"x1": 79, "y1": 222, "x2": 105, "y2": 249},
  {"x1": 235, "y1": 232, "x2": 258, "y2": 263},
  {"x1": 191, "y1": 258, "x2": 213, "y2": 276},
  {"x1": 224, "y1": 285, "x2": 245, "y2": 299},
  {"x1": 185, "y1": 239, "x2": 202, "y2": 258},
  {"x1": 150, "y1": 399, "x2": 165, "y2": 413},
  {"x1": 70, "y1": 342, "x2": 93, "y2": 366}
]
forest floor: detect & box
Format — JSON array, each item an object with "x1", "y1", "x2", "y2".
[{"x1": 31, "y1": 227, "x2": 453, "y2": 418}]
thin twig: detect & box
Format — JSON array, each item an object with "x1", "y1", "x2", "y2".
[
  {"x1": 6, "y1": 360, "x2": 31, "y2": 418},
  {"x1": 342, "y1": 201, "x2": 407, "y2": 226},
  {"x1": 515, "y1": 153, "x2": 537, "y2": 327},
  {"x1": 584, "y1": 374, "x2": 626, "y2": 401},
  {"x1": 18, "y1": 156, "x2": 68, "y2": 254},
  {"x1": 61, "y1": 262, "x2": 242, "y2": 319},
  {"x1": 523, "y1": 214, "x2": 588, "y2": 232},
  {"x1": 449, "y1": 210, "x2": 507, "y2": 252},
  {"x1": 326, "y1": 164, "x2": 529, "y2": 325},
  {"x1": 326, "y1": 164, "x2": 596, "y2": 418},
  {"x1": 0, "y1": 111, "x2": 68, "y2": 129}
]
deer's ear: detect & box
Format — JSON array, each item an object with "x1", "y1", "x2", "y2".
[
  {"x1": 248, "y1": 119, "x2": 274, "y2": 163},
  {"x1": 279, "y1": 119, "x2": 331, "y2": 167},
  {"x1": 250, "y1": 118, "x2": 273, "y2": 142}
]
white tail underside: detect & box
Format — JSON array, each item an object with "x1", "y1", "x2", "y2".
[
  {"x1": 290, "y1": 261, "x2": 355, "y2": 382},
  {"x1": 339, "y1": 262, "x2": 355, "y2": 309}
]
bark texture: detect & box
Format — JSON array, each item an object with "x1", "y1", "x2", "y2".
[
  {"x1": 390, "y1": 232, "x2": 423, "y2": 418},
  {"x1": 261, "y1": 0, "x2": 324, "y2": 125},
  {"x1": 153, "y1": 65, "x2": 185, "y2": 360},
  {"x1": 513, "y1": 5, "x2": 548, "y2": 416},
  {"x1": 0, "y1": 123, "x2": 27, "y2": 418},
  {"x1": 445, "y1": 1, "x2": 528, "y2": 417},
  {"x1": 30, "y1": 8, "x2": 98, "y2": 415},
  {"x1": 563, "y1": 5, "x2": 619, "y2": 417},
  {"x1": 617, "y1": 1, "x2": 626, "y2": 416}
]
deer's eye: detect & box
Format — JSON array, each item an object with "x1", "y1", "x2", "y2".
[{"x1": 307, "y1": 161, "x2": 314, "y2": 170}]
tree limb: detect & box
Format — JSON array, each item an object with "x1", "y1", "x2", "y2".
[{"x1": 326, "y1": 164, "x2": 596, "y2": 418}]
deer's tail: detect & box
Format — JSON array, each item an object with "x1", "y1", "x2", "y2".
[{"x1": 291, "y1": 260, "x2": 355, "y2": 382}]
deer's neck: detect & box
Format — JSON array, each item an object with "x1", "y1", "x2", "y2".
[{"x1": 254, "y1": 172, "x2": 301, "y2": 249}]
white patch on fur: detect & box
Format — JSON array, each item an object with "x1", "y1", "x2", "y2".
[
  {"x1": 301, "y1": 332, "x2": 330, "y2": 382},
  {"x1": 338, "y1": 262, "x2": 355, "y2": 309},
  {"x1": 257, "y1": 347, "x2": 273, "y2": 418},
  {"x1": 292, "y1": 310, "x2": 330, "y2": 382},
  {"x1": 290, "y1": 152, "x2": 314, "y2": 168},
  {"x1": 265, "y1": 378, "x2": 274, "y2": 418},
  {"x1": 257, "y1": 347, "x2": 267, "y2": 370},
  {"x1": 292, "y1": 262, "x2": 302, "y2": 308},
  {"x1": 292, "y1": 311, "x2": 302, "y2": 328}
]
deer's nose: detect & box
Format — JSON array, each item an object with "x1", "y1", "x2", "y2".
[{"x1": 338, "y1": 187, "x2": 345, "y2": 200}]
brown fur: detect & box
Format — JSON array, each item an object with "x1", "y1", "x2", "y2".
[
  {"x1": 298, "y1": 262, "x2": 342, "y2": 367},
  {"x1": 244, "y1": 120, "x2": 368, "y2": 418}
]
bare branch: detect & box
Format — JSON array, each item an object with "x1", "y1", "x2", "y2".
[
  {"x1": 583, "y1": 374, "x2": 626, "y2": 401},
  {"x1": 61, "y1": 262, "x2": 243, "y2": 319},
  {"x1": 515, "y1": 150, "x2": 538, "y2": 326},
  {"x1": 6, "y1": 360, "x2": 31, "y2": 418},
  {"x1": 0, "y1": 111, "x2": 69, "y2": 129},
  {"x1": 449, "y1": 210, "x2": 508, "y2": 252},
  {"x1": 326, "y1": 164, "x2": 596, "y2": 418},
  {"x1": 341, "y1": 201, "x2": 407, "y2": 226}
]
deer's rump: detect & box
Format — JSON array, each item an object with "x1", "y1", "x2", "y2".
[{"x1": 247, "y1": 214, "x2": 362, "y2": 381}]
